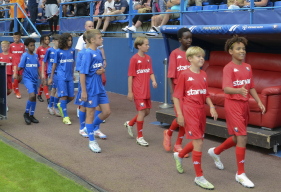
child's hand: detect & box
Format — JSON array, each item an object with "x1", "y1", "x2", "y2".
[
  {"x1": 176, "y1": 114, "x2": 185, "y2": 127},
  {"x1": 73, "y1": 75, "x2": 76, "y2": 81},
  {"x1": 210, "y1": 108, "x2": 218, "y2": 121},
  {"x1": 48, "y1": 78, "x2": 53, "y2": 85},
  {"x1": 103, "y1": 60, "x2": 107, "y2": 68},
  {"x1": 152, "y1": 81, "x2": 157, "y2": 89},
  {"x1": 258, "y1": 102, "x2": 266, "y2": 114},
  {"x1": 96, "y1": 67, "x2": 105, "y2": 75},
  {"x1": 238, "y1": 84, "x2": 248, "y2": 98},
  {"x1": 127, "y1": 92, "x2": 134, "y2": 102},
  {"x1": 13, "y1": 73, "x2": 18, "y2": 80},
  {"x1": 81, "y1": 91, "x2": 87, "y2": 102}
]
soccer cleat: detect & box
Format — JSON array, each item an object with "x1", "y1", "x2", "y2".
[
  {"x1": 23, "y1": 112, "x2": 31, "y2": 125},
  {"x1": 173, "y1": 152, "x2": 183, "y2": 173},
  {"x1": 102, "y1": 120, "x2": 105, "y2": 123},
  {"x1": 194, "y1": 176, "x2": 215, "y2": 190},
  {"x1": 127, "y1": 26, "x2": 136, "y2": 32},
  {"x1": 236, "y1": 173, "x2": 255, "y2": 188},
  {"x1": 163, "y1": 130, "x2": 171, "y2": 151},
  {"x1": 47, "y1": 98, "x2": 50, "y2": 104},
  {"x1": 79, "y1": 127, "x2": 89, "y2": 138},
  {"x1": 53, "y1": 108, "x2": 61, "y2": 117},
  {"x1": 89, "y1": 140, "x2": 101, "y2": 153},
  {"x1": 94, "y1": 129, "x2": 107, "y2": 139},
  {"x1": 77, "y1": 108, "x2": 79, "y2": 118},
  {"x1": 16, "y1": 92, "x2": 21, "y2": 99},
  {"x1": 145, "y1": 29, "x2": 158, "y2": 36},
  {"x1": 122, "y1": 26, "x2": 129, "y2": 32},
  {"x1": 152, "y1": 26, "x2": 161, "y2": 33},
  {"x1": 124, "y1": 121, "x2": 134, "y2": 137},
  {"x1": 208, "y1": 147, "x2": 224, "y2": 170},
  {"x1": 37, "y1": 95, "x2": 44, "y2": 102},
  {"x1": 57, "y1": 103, "x2": 64, "y2": 118},
  {"x1": 29, "y1": 115, "x2": 39, "y2": 123},
  {"x1": 173, "y1": 144, "x2": 189, "y2": 158},
  {"x1": 47, "y1": 106, "x2": 55, "y2": 115},
  {"x1": 63, "y1": 117, "x2": 71, "y2": 125},
  {"x1": 136, "y1": 137, "x2": 149, "y2": 147}
]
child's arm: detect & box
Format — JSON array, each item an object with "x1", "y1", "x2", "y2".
[
  {"x1": 96, "y1": 67, "x2": 105, "y2": 75},
  {"x1": 168, "y1": 78, "x2": 174, "y2": 103},
  {"x1": 127, "y1": 76, "x2": 134, "y2": 102},
  {"x1": 206, "y1": 97, "x2": 218, "y2": 121},
  {"x1": 80, "y1": 73, "x2": 87, "y2": 102},
  {"x1": 150, "y1": 74, "x2": 157, "y2": 88},
  {"x1": 173, "y1": 96, "x2": 184, "y2": 127},
  {"x1": 99, "y1": 47, "x2": 107, "y2": 68},
  {"x1": 73, "y1": 62, "x2": 76, "y2": 81},
  {"x1": 37, "y1": 67, "x2": 42, "y2": 79},
  {"x1": 13, "y1": 66, "x2": 18, "y2": 79},
  {"x1": 41, "y1": 61, "x2": 46, "y2": 79},
  {"x1": 249, "y1": 88, "x2": 266, "y2": 114},
  {"x1": 48, "y1": 63, "x2": 56, "y2": 85},
  {"x1": 224, "y1": 84, "x2": 247, "y2": 98}
]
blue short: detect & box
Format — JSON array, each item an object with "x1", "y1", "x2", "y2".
[
  {"x1": 49, "y1": 73, "x2": 58, "y2": 89},
  {"x1": 57, "y1": 80, "x2": 75, "y2": 98},
  {"x1": 24, "y1": 79, "x2": 38, "y2": 94},
  {"x1": 74, "y1": 92, "x2": 109, "y2": 108}
]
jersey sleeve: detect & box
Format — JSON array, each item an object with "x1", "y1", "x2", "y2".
[
  {"x1": 249, "y1": 66, "x2": 255, "y2": 89},
  {"x1": 43, "y1": 49, "x2": 50, "y2": 63},
  {"x1": 80, "y1": 51, "x2": 91, "y2": 75},
  {"x1": 72, "y1": 49, "x2": 76, "y2": 62},
  {"x1": 18, "y1": 54, "x2": 26, "y2": 69},
  {"x1": 128, "y1": 57, "x2": 136, "y2": 76},
  {"x1": 167, "y1": 51, "x2": 176, "y2": 79},
  {"x1": 222, "y1": 65, "x2": 233, "y2": 90},
  {"x1": 173, "y1": 73, "x2": 185, "y2": 99},
  {"x1": 204, "y1": 72, "x2": 210, "y2": 98},
  {"x1": 149, "y1": 56, "x2": 153, "y2": 74},
  {"x1": 36, "y1": 54, "x2": 40, "y2": 67},
  {"x1": 54, "y1": 50, "x2": 60, "y2": 64}
]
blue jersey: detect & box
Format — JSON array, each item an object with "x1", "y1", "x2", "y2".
[
  {"x1": 43, "y1": 47, "x2": 58, "y2": 75},
  {"x1": 54, "y1": 48, "x2": 75, "y2": 81},
  {"x1": 80, "y1": 48, "x2": 105, "y2": 96},
  {"x1": 76, "y1": 48, "x2": 86, "y2": 72},
  {"x1": 18, "y1": 52, "x2": 40, "y2": 83}
]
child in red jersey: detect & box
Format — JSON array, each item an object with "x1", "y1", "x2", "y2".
[
  {"x1": 173, "y1": 46, "x2": 217, "y2": 190},
  {"x1": 124, "y1": 37, "x2": 157, "y2": 147},
  {"x1": 163, "y1": 27, "x2": 192, "y2": 157},
  {"x1": 10, "y1": 32, "x2": 25, "y2": 99},
  {"x1": 37, "y1": 35, "x2": 51, "y2": 103},
  {"x1": 0, "y1": 41, "x2": 14, "y2": 111},
  {"x1": 208, "y1": 35, "x2": 265, "y2": 188}
]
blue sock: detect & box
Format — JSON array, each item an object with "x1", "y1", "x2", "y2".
[
  {"x1": 25, "y1": 100, "x2": 32, "y2": 114},
  {"x1": 61, "y1": 100, "x2": 68, "y2": 117},
  {"x1": 93, "y1": 115, "x2": 103, "y2": 127},
  {"x1": 86, "y1": 123, "x2": 95, "y2": 141},
  {"x1": 79, "y1": 110, "x2": 86, "y2": 130},
  {"x1": 30, "y1": 101, "x2": 36, "y2": 115},
  {"x1": 93, "y1": 110, "x2": 102, "y2": 131},
  {"x1": 48, "y1": 96, "x2": 54, "y2": 108},
  {"x1": 54, "y1": 97, "x2": 59, "y2": 108},
  {"x1": 67, "y1": 99, "x2": 72, "y2": 104}
]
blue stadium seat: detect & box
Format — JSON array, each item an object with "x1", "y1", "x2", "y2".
[
  {"x1": 219, "y1": 4, "x2": 228, "y2": 9},
  {"x1": 274, "y1": 1, "x2": 281, "y2": 9},
  {"x1": 188, "y1": 6, "x2": 202, "y2": 11},
  {"x1": 203, "y1": 5, "x2": 218, "y2": 10},
  {"x1": 202, "y1": 2, "x2": 209, "y2": 6}
]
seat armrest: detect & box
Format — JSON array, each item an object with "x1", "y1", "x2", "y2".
[{"x1": 261, "y1": 86, "x2": 281, "y2": 96}]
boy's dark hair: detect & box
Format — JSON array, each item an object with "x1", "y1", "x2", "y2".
[
  {"x1": 225, "y1": 35, "x2": 248, "y2": 53},
  {"x1": 40, "y1": 34, "x2": 50, "y2": 44},
  {"x1": 52, "y1": 34, "x2": 60, "y2": 41},
  {"x1": 59, "y1": 33, "x2": 72, "y2": 49},
  {"x1": 177, "y1": 27, "x2": 191, "y2": 39},
  {"x1": 24, "y1": 38, "x2": 36, "y2": 47},
  {"x1": 13, "y1": 32, "x2": 21, "y2": 36}
]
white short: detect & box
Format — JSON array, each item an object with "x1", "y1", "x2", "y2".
[{"x1": 45, "y1": 4, "x2": 59, "y2": 18}]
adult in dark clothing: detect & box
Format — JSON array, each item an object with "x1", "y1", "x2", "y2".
[
  {"x1": 208, "y1": 0, "x2": 227, "y2": 5},
  {"x1": 27, "y1": 0, "x2": 39, "y2": 37},
  {"x1": 93, "y1": 0, "x2": 106, "y2": 27},
  {"x1": 41, "y1": 0, "x2": 59, "y2": 36}
]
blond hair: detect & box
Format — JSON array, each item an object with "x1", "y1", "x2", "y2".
[
  {"x1": 1, "y1": 41, "x2": 10, "y2": 46},
  {"x1": 186, "y1": 46, "x2": 205, "y2": 61},
  {"x1": 227, "y1": 0, "x2": 244, "y2": 7},
  {"x1": 134, "y1": 36, "x2": 148, "y2": 49},
  {"x1": 85, "y1": 29, "x2": 101, "y2": 44}
]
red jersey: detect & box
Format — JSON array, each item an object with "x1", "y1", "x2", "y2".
[
  {"x1": 223, "y1": 61, "x2": 254, "y2": 101},
  {"x1": 0, "y1": 53, "x2": 13, "y2": 75},
  {"x1": 36, "y1": 45, "x2": 50, "y2": 66},
  {"x1": 128, "y1": 53, "x2": 154, "y2": 99},
  {"x1": 173, "y1": 69, "x2": 210, "y2": 108},
  {"x1": 9, "y1": 43, "x2": 25, "y2": 67},
  {"x1": 168, "y1": 48, "x2": 191, "y2": 88}
]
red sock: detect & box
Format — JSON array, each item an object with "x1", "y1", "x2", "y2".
[
  {"x1": 7, "y1": 91, "x2": 11, "y2": 96},
  {"x1": 192, "y1": 150, "x2": 203, "y2": 177},
  {"x1": 129, "y1": 114, "x2": 138, "y2": 126},
  {"x1": 14, "y1": 79, "x2": 19, "y2": 93},
  {"x1": 43, "y1": 85, "x2": 50, "y2": 99},
  {"x1": 167, "y1": 119, "x2": 178, "y2": 136},
  {"x1": 214, "y1": 136, "x2": 236, "y2": 155},
  {"x1": 137, "y1": 121, "x2": 143, "y2": 138},
  {"x1": 179, "y1": 141, "x2": 193, "y2": 158},
  {"x1": 175, "y1": 126, "x2": 185, "y2": 145},
  {"x1": 236, "y1": 146, "x2": 246, "y2": 175},
  {"x1": 38, "y1": 84, "x2": 43, "y2": 96}
]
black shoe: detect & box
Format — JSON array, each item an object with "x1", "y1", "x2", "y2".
[
  {"x1": 29, "y1": 115, "x2": 39, "y2": 123},
  {"x1": 47, "y1": 98, "x2": 50, "y2": 104},
  {"x1": 24, "y1": 112, "x2": 31, "y2": 125},
  {"x1": 37, "y1": 95, "x2": 44, "y2": 102},
  {"x1": 48, "y1": 31, "x2": 53, "y2": 36}
]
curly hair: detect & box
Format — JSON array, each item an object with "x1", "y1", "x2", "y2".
[
  {"x1": 225, "y1": 35, "x2": 248, "y2": 53},
  {"x1": 59, "y1": 33, "x2": 72, "y2": 49},
  {"x1": 177, "y1": 27, "x2": 191, "y2": 39},
  {"x1": 40, "y1": 34, "x2": 50, "y2": 44},
  {"x1": 24, "y1": 38, "x2": 36, "y2": 47}
]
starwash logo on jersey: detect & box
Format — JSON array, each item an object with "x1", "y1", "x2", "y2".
[
  {"x1": 177, "y1": 65, "x2": 190, "y2": 72},
  {"x1": 233, "y1": 79, "x2": 251, "y2": 87},
  {"x1": 187, "y1": 89, "x2": 207, "y2": 96},
  {"x1": 137, "y1": 68, "x2": 150, "y2": 74},
  {"x1": 60, "y1": 59, "x2": 74, "y2": 63},
  {"x1": 93, "y1": 63, "x2": 103, "y2": 68},
  {"x1": 12, "y1": 51, "x2": 23, "y2": 54},
  {"x1": 26, "y1": 64, "x2": 38, "y2": 67}
]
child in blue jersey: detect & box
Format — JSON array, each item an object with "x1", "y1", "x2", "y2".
[
  {"x1": 49, "y1": 33, "x2": 76, "y2": 125},
  {"x1": 43, "y1": 34, "x2": 61, "y2": 116},
  {"x1": 75, "y1": 29, "x2": 111, "y2": 153},
  {"x1": 17, "y1": 38, "x2": 41, "y2": 125}
]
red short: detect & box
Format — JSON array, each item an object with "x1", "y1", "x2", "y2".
[
  {"x1": 174, "y1": 98, "x2": 183, "y2": 117},
  {"x1": 102, "y1": 73, "x2": 106, "y2": 86},
  {"x1": 225, "y1": 98, "x2": 249, "y2": 136},
  {"x1": 134, "y1": 99, "x2": 151, "y2": 111},
  {"x1": 183, "y1": 104, "x2": 206, "y2": 139},
  {"x1": 7, "y1": 75, "x2": 12, "y2": 90}
]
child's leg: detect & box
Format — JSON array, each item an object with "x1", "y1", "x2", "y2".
[
  {"x1": 136, "y1": 109, "x2": 147, "y2": 139},
  {"x1": 43, "y1": 85, "x2": 50, "y2": 100},
  {"x1": 93, "y1": 105, "x2": 102, "y2": 131},
  {"x1": 60, "y1": 96, "x2": 68, "y2": 117},
  {"x1": 48, "y1": 88, "x2": 55, "y2": 109},
  {"x1": 128, "y1": 114, "x2": 138, "y2": 126},
  {"x1": 192, "y1": 139, "x2": 203, "y2": 177},
  {"x1": 67, "y1": 96, "x2": 74, "y2": 104},
  {"x1": 79, "y1": 106, "x2": 86, "y2": 130},
  {"x1": 85, "y1": 107, "x2": 96, "y2": 141},
  {"x1": 54, "y1": 90, "x2": 59, "y2": 108},
  {"x1": 38, "y1": 84, "x2": 44, "y2": 96},
  {"x1": 214, "y1": 136, "x2": 236, "y2": 155},
  {"x1": 236, "y1": 135, "x2": 247, "y2": 175},
  {"x1": 94, "y1": 103, "x2": 111, "y2": 125},
  {"x1": 167, "y1": 119, "x2": 179, "y2": 136}
]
